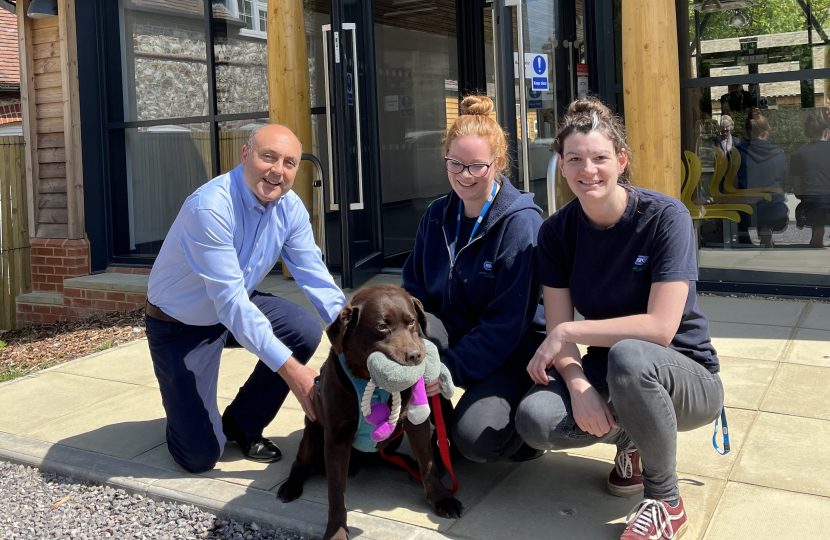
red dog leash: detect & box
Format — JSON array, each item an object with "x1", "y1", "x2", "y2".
[{"x1": 380, "y1": 394, "x2": 458, "y2": 494}]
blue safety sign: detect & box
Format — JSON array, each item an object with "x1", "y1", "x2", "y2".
[
  {"x1": 533, "y1": 55, "x2": 546, "y2": 75},
  {"x1": 528, "y1": 89, "x2": 542, "y2": 109},
  {"x1": 532, "y1": 77, "x2": 548, "y2": 90},
  {"x1": 346, "y1": 73, "x2": 354, "y2": 106}
]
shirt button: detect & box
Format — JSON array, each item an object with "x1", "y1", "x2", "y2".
[
  {"x1": 247, "y1": 267, "x2": 252, "y2": 273},
  {"x1": 256, "y1": 242, "x2": 259, "y2": 247}
]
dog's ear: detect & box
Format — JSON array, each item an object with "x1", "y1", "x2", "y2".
[
  {"x1": 326, "y1": 305, "x2": 360, "y2": 355},
  {"x1": 411, "y1": 297, "x2": 429, "y2": 338}
]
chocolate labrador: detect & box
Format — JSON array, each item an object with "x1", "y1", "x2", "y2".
[{"x1": 277, "y1": 284, "x2": 462, "y2": 540}]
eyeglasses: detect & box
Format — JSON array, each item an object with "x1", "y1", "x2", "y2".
[{"x1": 444, "y1": 157, "x2": 496, "y2": 178}]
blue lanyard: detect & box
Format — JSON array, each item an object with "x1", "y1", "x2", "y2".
[
  {"x1": 450, "y1": 182, "x2": 498, "y2": 261},
  {"x1": 712, "y1": 407, "x2": 730, "y2": 455}
]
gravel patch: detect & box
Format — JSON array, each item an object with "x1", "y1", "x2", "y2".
[{"x1": 0, "y1": 461, "x2": 311, "y2": 540}]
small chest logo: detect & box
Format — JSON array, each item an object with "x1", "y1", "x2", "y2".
[
  {"x1": 633, "y1": 255, "x2": 649, "y2": 272},
  {"x1": 483, "y1": 261, "x2": 493, "y2": 271}
]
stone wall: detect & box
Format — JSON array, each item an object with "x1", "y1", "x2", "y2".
[{"x1": 129, "y1": 21, "x2": 267, "y2": 121}]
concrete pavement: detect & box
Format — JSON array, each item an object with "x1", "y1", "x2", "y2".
[{"x1": 1, "y1": 275, "x2": 829, "y2": 539}]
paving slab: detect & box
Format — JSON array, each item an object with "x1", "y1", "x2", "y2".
[
  {"x1": 697, "y1": 296, "x2": 806, "y2": 327},
  {"x1": 781, "y1": 328, "x2": 830, "y2": 368},
  {"x1": 708, "y1": 322, "x2": 792, "y2": 362},
  {"x1": 760, "y1": 363, "x2": 830, "y2": 421},
  {"x1": 717, "y1": 356, "x2": 777, "y2": 410},
  {"x1": 0, "y1": 372, "x2": 136, "y2": 434},
  {"x1": 731, "y1": 412, "x2": 830, "y2": 498},
  {"x1": 798, "y1": 302, "x2": 830, "y2": 331},
  {"x1": 64, "y1": 273, "x2": 148, "y2": 292},
  {"x1": 703, "y1": 482, "x2": 830, "y2": 540},
  {"x1": 52, "y1": 339, "x2": 156, "y2": 386},
  {"x1": 23, "y1": 386, "x2": 168, "y2": 460},
  {"x1": 286, "y1": 447, "x2": 516, "y2": 531},
  {"x1": 447, "y1": 452, "x2": 726, "y2": 540}
]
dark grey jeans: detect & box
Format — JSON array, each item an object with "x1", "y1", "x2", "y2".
[
  {"x1": 425, "y1": 312, "x2": 536, "y2": 463},
  {"x1": 515, "y1": 339, "x2": 723, "y2": 501}
]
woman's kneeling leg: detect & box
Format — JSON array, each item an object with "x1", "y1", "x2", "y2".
[{"x1": 606, "y1": 339, "x2": 724, "y2": 502}]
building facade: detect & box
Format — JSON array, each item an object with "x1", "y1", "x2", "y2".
[{"x1": 6, "y1": 0, "x2": 830, "y2": 326}]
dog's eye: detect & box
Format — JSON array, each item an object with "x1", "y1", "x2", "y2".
[
  {"x1": 408, "y1": 319, "x2": 416, "y2": 328},
  {"x1": 377, "y1": 323, "x2": 389, "y2": 332}
]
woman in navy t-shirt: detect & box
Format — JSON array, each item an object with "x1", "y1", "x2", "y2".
[{"x1": 515, "y1": 98, "x2": 723, "y2": 540}]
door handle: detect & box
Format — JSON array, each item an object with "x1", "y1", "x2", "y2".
[
  {"x1": 321, "y1": 24, "x2": 339, "y2": 211},
  {"x1": 513, "y1": 0, "x2": 531, "y2": 193},
  {"x1": 546, "y1": 152, "x2": 558, "y2": 215},
  {"x1": 302, "y1": 152, "x2": 327, "y2": 262},
  {"x1": 343, "y1": 23, "x2": 365, "y2": 211}
]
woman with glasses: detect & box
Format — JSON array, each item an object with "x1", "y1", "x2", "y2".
[{"x1": 401, "y1": 94, "x2": 546, "y2": 463}]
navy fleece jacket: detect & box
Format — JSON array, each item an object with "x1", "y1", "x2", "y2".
[{"x1": 401, "y1": 179, "x2": 545, "y2": 387}]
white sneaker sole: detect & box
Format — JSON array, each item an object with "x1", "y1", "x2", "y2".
[{"x1": 606, "y1": 479, "x2": 645, "y2": 497}]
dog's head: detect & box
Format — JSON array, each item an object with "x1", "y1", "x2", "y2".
[{"x1": 326, "y1": 284, "x2": 429, "y2": 379}]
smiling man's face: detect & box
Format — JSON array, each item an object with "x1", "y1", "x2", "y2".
[{"x1": 241, "y1": 125, "x2": 302, "y2": 205}]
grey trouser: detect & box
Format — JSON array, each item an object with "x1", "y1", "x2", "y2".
[
  {"x1": 515, "y1": 339, "x2": 724, "y2": 501},
  {"x1": 425, "y1": 312, "x2": 536, "y2": 463}
]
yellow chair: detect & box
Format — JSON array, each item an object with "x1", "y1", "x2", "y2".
[
  {"x1": 681, "y1": 151, "x2": 752, "y2": 223},
  {"x1": 711, "y1": 148, "x2": 785, "y2": 203}
]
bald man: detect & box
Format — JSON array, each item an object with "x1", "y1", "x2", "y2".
[{"x1": 145, "y1": 125, "x2": 346, "y2": 473}]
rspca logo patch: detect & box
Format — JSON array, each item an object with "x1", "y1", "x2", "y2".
[
  {"x1": 483, "y1": 261, "x2": 493, "y2": 271},
  {"x1": 633, "y1": 255, "x2": 649, "y2": 272}
]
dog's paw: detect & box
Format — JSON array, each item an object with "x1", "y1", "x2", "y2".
[
  {"x1": 433, "y1": 496, "x2": 463, "y2": 519},
  {"x1": 276, "y1": 478, "x2": 303, "y2": 503}
]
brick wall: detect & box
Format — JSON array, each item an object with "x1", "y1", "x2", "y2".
[
  {"x1": 62, "y1": 288, "x2": 146, "y2": 320},
  {"x1": 0, "y1": 102, "x2": 22, "y2": 124},
  {"x1": 29, "y1": 238, "x2": 91, "y2": 293}
]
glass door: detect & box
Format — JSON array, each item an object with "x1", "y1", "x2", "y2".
[
  {"x1": 322, "y1": 2, "x2": 385, "y2": 289},
  {"x1": 488, "y1": 0, "x2": 586, "y2": 216}
]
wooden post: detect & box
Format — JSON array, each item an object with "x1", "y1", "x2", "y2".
[
  {"x1": 17, "y1": 0, "x2": 39, "y2": 236},
  {"x1": 58, "y1": 0, "x2": 84, "y2": 239},
  {"x1": 621, "y1": 0, "x2": 681, "y2": 198},
  {"x1": 267, "y1": 0, "x2": 314, "y2": 278}
]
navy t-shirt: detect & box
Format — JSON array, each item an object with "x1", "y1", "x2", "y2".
[{"x1": 536, "y1": 186, "x2": 719, "y2": 373}]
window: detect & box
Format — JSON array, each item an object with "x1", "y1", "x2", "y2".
[{"x1": 238, "y1": 0, "x2": 268, "y2": 38}]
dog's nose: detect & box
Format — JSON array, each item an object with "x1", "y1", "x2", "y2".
[{"x1": 406, "y1": 349, "x2": 422, "y2": 363}]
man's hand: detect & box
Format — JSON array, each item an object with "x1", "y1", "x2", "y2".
[{"x1": 278, "y1": 357, "x2": 318, "y2": 421}]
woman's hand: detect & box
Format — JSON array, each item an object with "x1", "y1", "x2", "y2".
[
  {"x1": 425, "y1": 380, "x2": 441, "y2": 397},
  {"x1": 568, "y1": 378, "x2": 618, "y2": 437},
  {"x1": 527, "y1": 328, "x2": 567, "y2": 385}
]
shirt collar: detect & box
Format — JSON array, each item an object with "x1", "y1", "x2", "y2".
[{"x1": 232, "y1": 164, "x2": 281, "y2": 212}]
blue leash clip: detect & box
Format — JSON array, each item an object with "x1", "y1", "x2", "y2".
[{"x1": 712, "y1": 407, "x2": 730, "y2": 455}]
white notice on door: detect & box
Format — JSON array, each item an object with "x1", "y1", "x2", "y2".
[{"x1": 384, "y1": 95, "x2": 399, "y2": 112}]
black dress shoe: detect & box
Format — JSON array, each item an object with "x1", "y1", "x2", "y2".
[{"x1": 241, "y1": 437, "x2": 283, "y2": 463}]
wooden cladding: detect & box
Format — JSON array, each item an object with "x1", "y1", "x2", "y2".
[{"x1": 18, "y1": 1, "x2": 84, "y2": 239}]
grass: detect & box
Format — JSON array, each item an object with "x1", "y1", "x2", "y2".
[
  {"x1": 0, "y1": 365, "x2": 35, "y2": 383},
  {"x1": 95, "y1": 340, "x2": 112, "y2": 352},
  {"x1": 0, "y1": 340, "x2": 5, "y2": 351}
]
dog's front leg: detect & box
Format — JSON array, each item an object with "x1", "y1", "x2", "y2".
[
  {"x1": 404, "y1": 419, "x2": 463, "y2": 519},
  {"x1": 323, "y1": 422, "x2": 356, "y2": 540}
]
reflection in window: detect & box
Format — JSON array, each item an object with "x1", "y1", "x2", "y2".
[
  {"x1": 120, "y1": 1, "x2": 208, "y2": 122},
  {"x1": 214, "y1": 2, "x2": 269, "y2": 115},
  {"x1": 124, "y1": 124, "x2": 212, "y2": 254}
]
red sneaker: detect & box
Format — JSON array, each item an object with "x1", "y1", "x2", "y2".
[
  {"x1": 607, "y1": 446, "x2": 644, "y2": 497},
  {"x1": 621, "y1": 498, "x2": 688, "y2": 540}
]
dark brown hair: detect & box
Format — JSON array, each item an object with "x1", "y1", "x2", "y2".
[
  {"x1": 442, "y1": 94, "x2": 510, "y2": 179},
  {"x1": 553, "y1": 97, "x2": 631, "y2": 183}
]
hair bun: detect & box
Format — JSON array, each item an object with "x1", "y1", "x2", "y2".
[
  {"x1": 459, "y1": 95, "x2": 494, "y2": 116},
  {"x1": 566, "y1": 97, "x2": 612, "y2": 120}
]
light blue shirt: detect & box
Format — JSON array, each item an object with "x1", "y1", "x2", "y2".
[{"x1": 148, "y1": 165, "x2": 346, "y2": 371}]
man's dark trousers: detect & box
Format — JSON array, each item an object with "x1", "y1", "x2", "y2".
[{"x1": 145, "y1": 291, "x2": 323, "y2": 473}]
